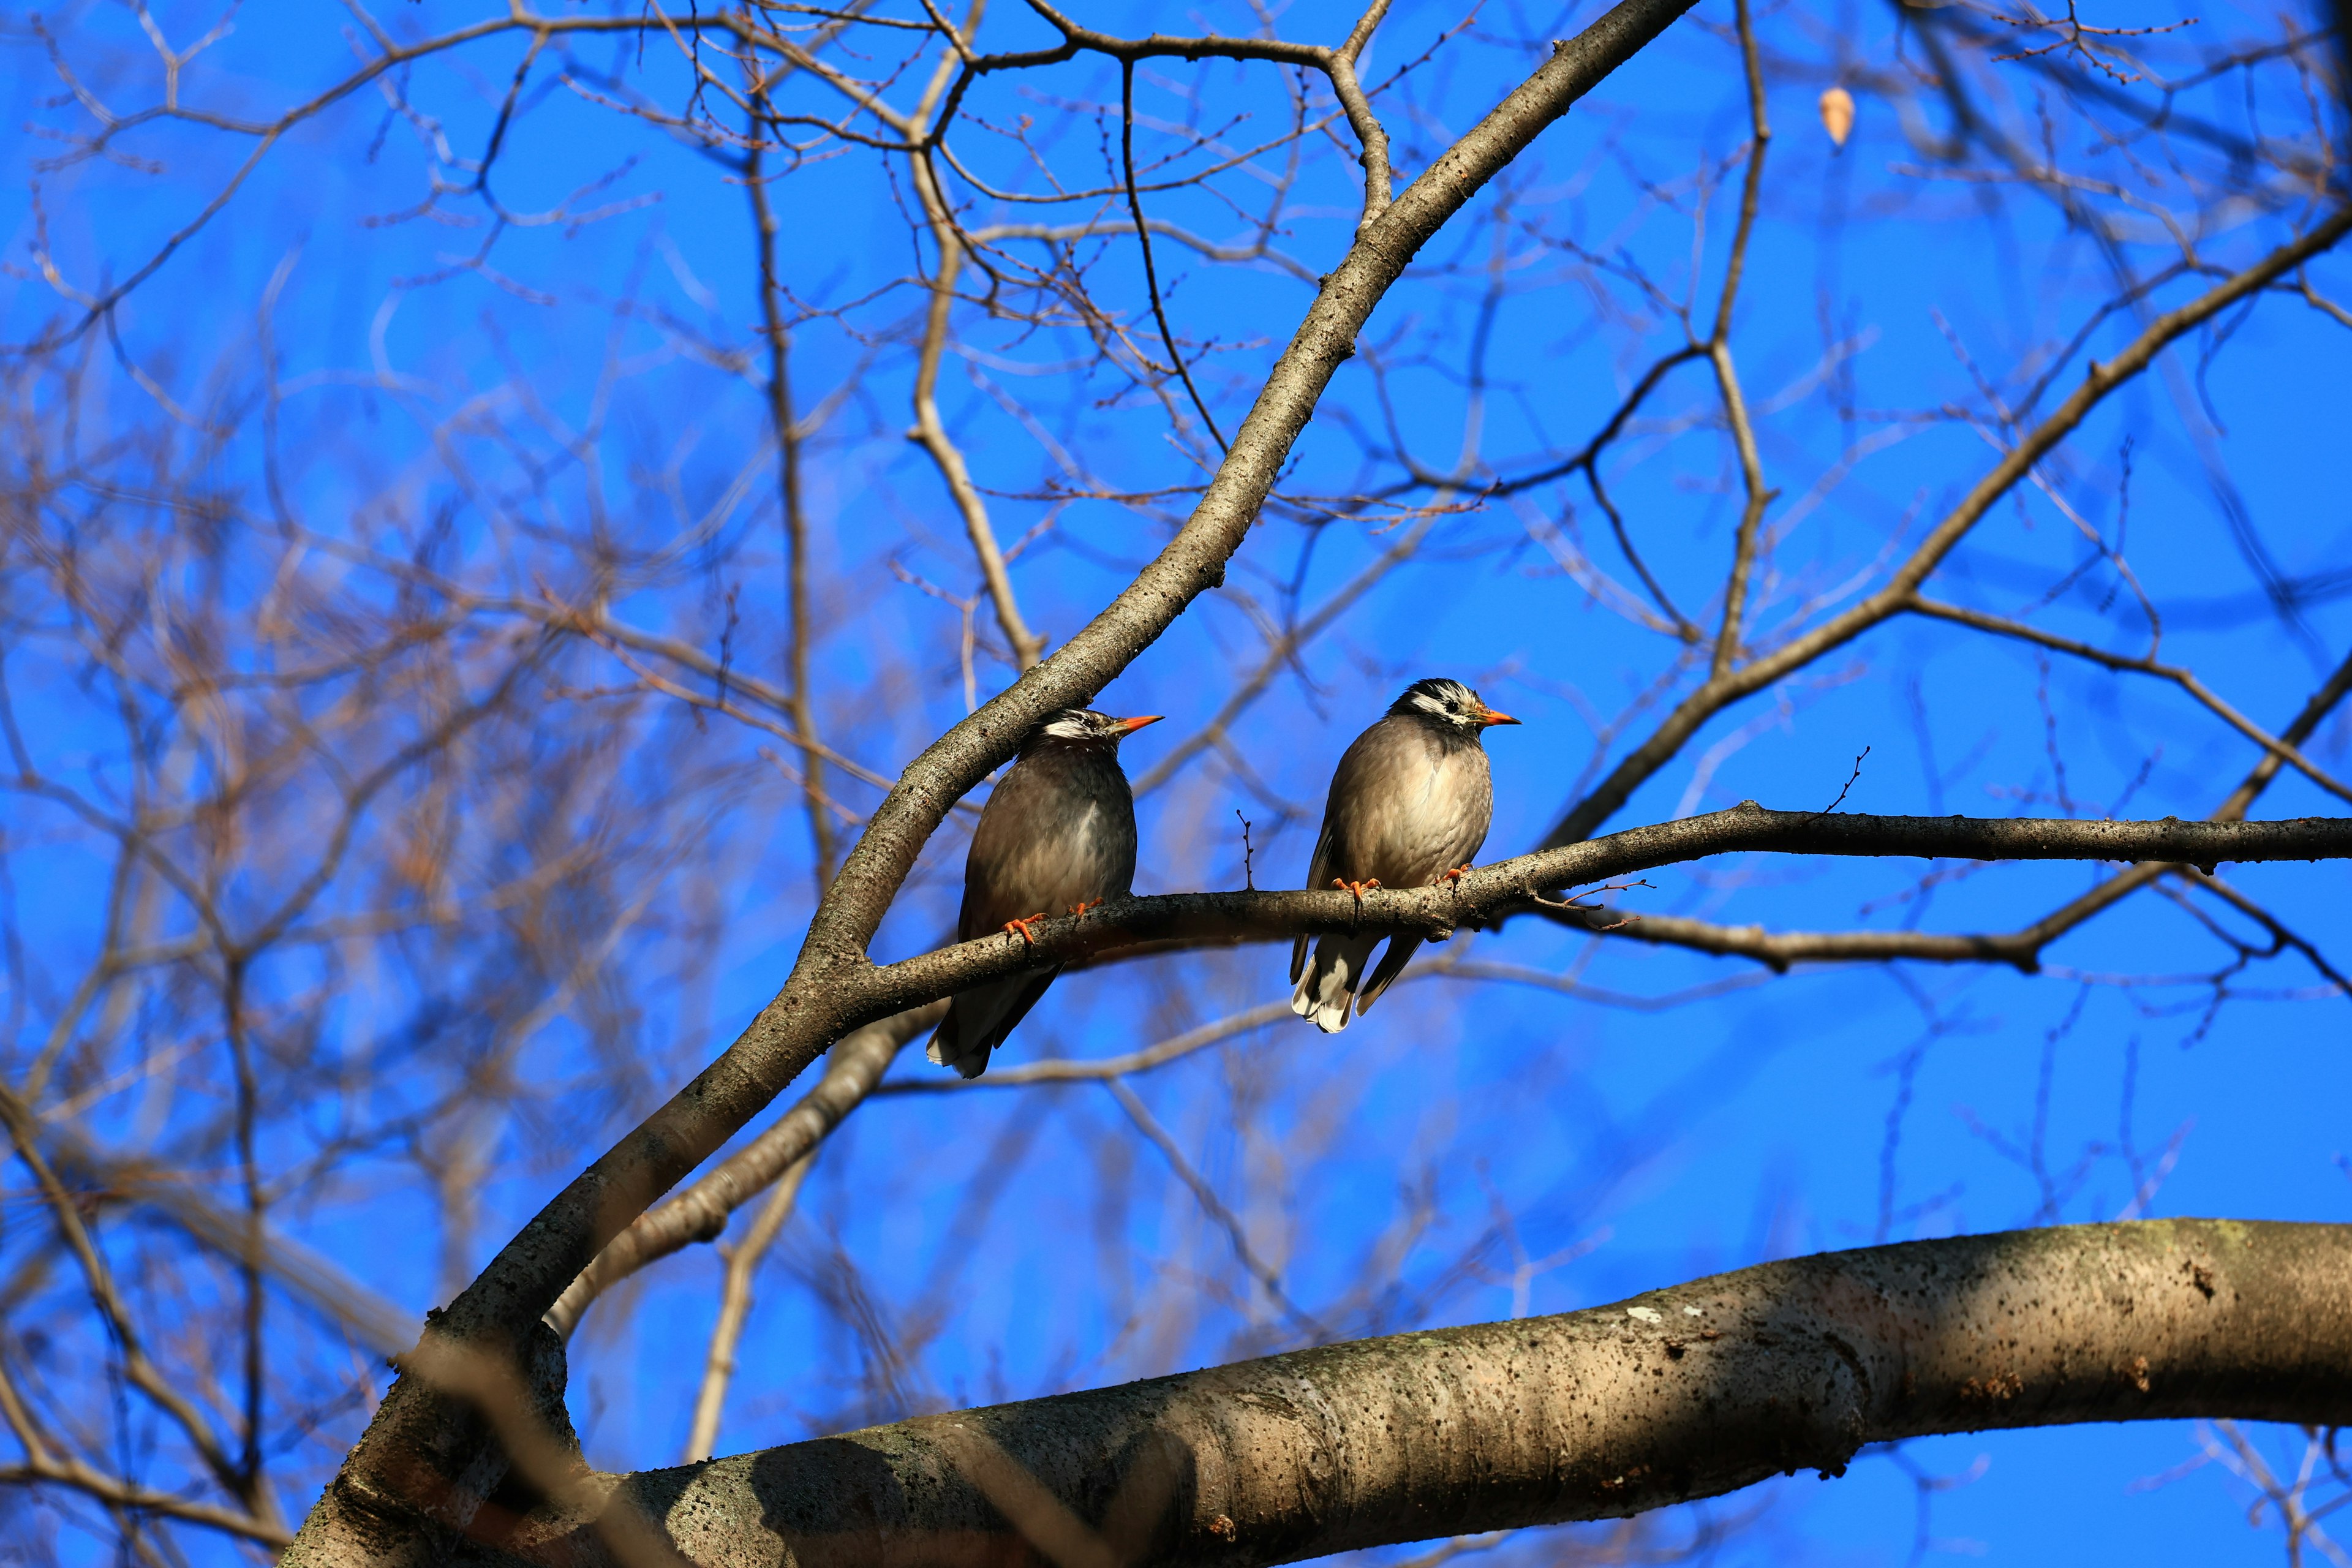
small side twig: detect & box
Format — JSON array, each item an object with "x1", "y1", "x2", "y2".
[
  {"x1": 1523, "y1": 876, "x2": 1654, "y2": 924},
  {"x1": 1815, "y1": 745, "x2": 1871, "y2": 816}
]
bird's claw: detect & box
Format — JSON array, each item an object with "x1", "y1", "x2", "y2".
[
  {"x1": 1001, "y1": 913, "x2": 1050, "y2": 946},
  {"x1": 1330, "y1": 876, "x2": 1381, "y2": 908},
  {"x1": 1066, "y1": 898, "x2": 1104, "y2": 917},
  {"x1": 1441, "y1": 864, "x2": 1474, "y2": 884}
]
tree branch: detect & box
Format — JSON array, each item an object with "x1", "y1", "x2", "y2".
[
  {"x1": 1707, "y1": 0, "x2": 1776, "y2": 680},
  {"x1": 846, "y1": 809, "x2": 2352, "y2": 1016},
  {"x1": 542, "y1": 805, "x2": 2352, "y2": 1343},
  {"x1": 1540, "y1": 202, "x2": 2352, "y2": 850},
  {"x1": 910, "y1": 229, "x2": 1047, "y2": 671},
  {"x1": 279, "y1": 7, "x2": 1942, "y2": 1556},
  {"x1": 558, "y1": 779, "x2": 2352, "y2": 1335},
  {"x1": 541, "y1": 1003, "x2": 944, "y2": 1341},
  {"x1": 745, "y1": 90, "x2": 840, "y2": 891},
  {"x1": 681, "y1": 1152, "x2": 814, "y2": 1464},
  {"x1": 458, "y1": 1219, "x2": 2352, "y2": 1566},
  {"x1": 1906, "y1": 597, "x2": 2352, "y2": 805},
  {"x1": 1121, "y1": 59, "x2": 1228, "y2": 453}
]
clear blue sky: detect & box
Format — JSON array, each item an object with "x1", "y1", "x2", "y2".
[{"x1": 3, "y1": 0, "x2": 2348, "y2": 1561}]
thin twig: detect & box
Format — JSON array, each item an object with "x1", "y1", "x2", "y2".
[
  {"x1": 683, "y1": 1153, "x2": 815, "y2": 1462},
  {"x1": 1102, "y1": 1077, "x2": 1331, "y2": 1340},
  {"x1": 1706, "y1": 0, "x2": 1776, "y2": 680},
  {"x1": 1121, "y1": 60, "x2": 1227, "y2": 453}
]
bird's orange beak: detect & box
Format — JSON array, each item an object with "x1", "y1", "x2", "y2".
[
  {"x1": 1477, "y1": 706, "x2": 1521, "y2": 728},
  {"x1": 1120, "y1": 714, "x2": 1165, "y2": 733}
]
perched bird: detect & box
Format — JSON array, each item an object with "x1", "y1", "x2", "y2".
[
  {"x1": 1291, "y1": 678, "x2": 1519, "y2": 1032},
  {"x1": 927, "y1": 707, "x2": 1161, "y2": 1078}
]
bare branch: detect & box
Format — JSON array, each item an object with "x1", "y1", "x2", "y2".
[
  {"x1": 682, "y1": 1153, "x2": 814, "y2": 1464},
  {"x1": 848, "y1": 809, "x2": 2352, "y2": 1016},
  {"x1": 1543, "y1": 203, "x2": 2352, "y2": 849},
  {"x1": 1906, "y1": 596, "x2": 2352, "y2": 805},
  {"x1": 1707, "y1": 0, "x2": 1777, "y2": 680},
  {"x1": 543, "y1": 1004, "x2": 944, "y2": 1340}
]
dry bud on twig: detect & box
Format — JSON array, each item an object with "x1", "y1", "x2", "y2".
[{"x1": 1819, "y1": 86, "x2": 1855, "y2": 148}]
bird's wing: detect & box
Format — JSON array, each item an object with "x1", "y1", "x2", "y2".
[
  {"x1": 957, "y1": 770, "x2": 1017, "y2": 939},
  {"x1": 1353, "y1": 933, "x2": 1422, "y2": 1016},
  {"x1": 1292, "y1": 815, "x2": 1336, "y2": 983},
  {"x1": 1295, "y1": 720, "x2": 1402, "y2": 981}
]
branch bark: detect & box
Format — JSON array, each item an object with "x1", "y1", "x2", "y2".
[
  {"x1": 842, "y1": 809, "x2": 2352, "y2": 1018},
  {"x1": 457, "y1": 1218, "x2": 2352, "y2": 1567}
]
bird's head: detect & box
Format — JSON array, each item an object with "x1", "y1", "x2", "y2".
[
  {"x1": 1391, "y1": 677, "x2": 1520, "y2": 736},
  {"x1": 1024, "y1": 708, "x2": 1164, "y2": 752}
]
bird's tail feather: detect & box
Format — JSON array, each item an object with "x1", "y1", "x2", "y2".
[
  {"x1": 924, "y1": 1005, "x2": 990, "y2": 1079},
  {"x1": 927, "y1": 969, "x2": 1061, "y2": 1079},
  {"x1": 1289, "y1": 932, "x2": 1383, "y2": 1034},
  {"x1": 1354, "y1": 934, "x2": 1424, "y2": 1016}
]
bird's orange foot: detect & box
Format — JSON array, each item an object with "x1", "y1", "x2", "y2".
[
  {"x1": 1066, "y1": 898, "x2": 1105, "y2": 916},
  {"x1": 1001, "y1": 913, "x2": 1050, "y2": 946},
  {"x1": 1331, "y1": 876, "x2": 1382, "y2": 908},
  {"x1": 1440, "y1": 864, "x2": 1475, "y2": 884}
]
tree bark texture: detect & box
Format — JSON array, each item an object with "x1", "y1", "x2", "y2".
[{"x1": 460, "y1": 1219, "x2": 2352, "y2": 1567}]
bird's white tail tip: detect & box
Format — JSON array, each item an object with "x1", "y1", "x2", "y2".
[{"x1": 1291, "y1": 977, "x2": 1352, "y2": 1033}]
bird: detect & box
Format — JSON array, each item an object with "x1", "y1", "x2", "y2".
[
  {"x1": 927, "y1": 707, "x2": 1161, "y2": 1078},
  {"x1": 1290, "y1": 677, "x2": 1519, "y2": 1033}
]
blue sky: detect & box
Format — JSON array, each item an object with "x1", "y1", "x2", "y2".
[{"x1": 2, "y1": 0, "x2": 2349, "y2": 1561}]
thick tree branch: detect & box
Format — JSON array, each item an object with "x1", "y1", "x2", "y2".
[{"x1": 458, "y1": 1219, "x2": 2352, "y2": 1566}]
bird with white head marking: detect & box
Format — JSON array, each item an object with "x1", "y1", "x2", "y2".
[
  {"x1": 927, "y1": 707, "x2": 1161, "y2": 1077},
  {"x1": 1290, "y1": 678, "x2": 1520, "y2": 1032}
]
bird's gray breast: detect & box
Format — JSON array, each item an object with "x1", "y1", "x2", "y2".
[
  {"x1": 960, "y1": 745, "x2": 1138, "y2": 935},
  {"x1": 1324, "y1": 717, "x2": 1493, "y2": 888}
]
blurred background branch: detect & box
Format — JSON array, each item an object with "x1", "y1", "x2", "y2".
[{"x1": 1, "y1": 0, "x2": 2346, "y2": 1561}]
